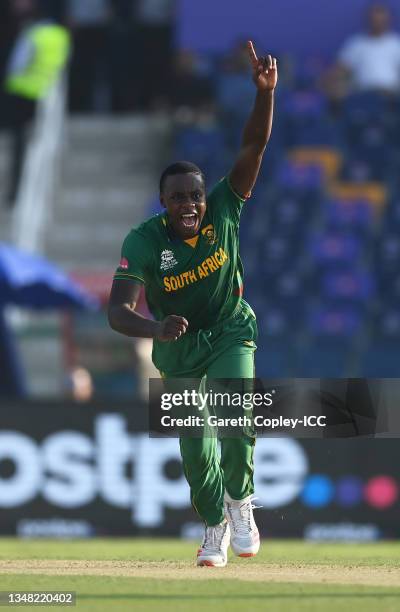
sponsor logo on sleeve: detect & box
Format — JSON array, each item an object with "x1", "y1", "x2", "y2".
[{"x1": 118, "y1": 257, "x2": 129, "y2": 271}]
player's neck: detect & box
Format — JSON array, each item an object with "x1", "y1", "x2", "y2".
[{"x1": 164, "y1": 212, "x2": 199, "y2": 243}]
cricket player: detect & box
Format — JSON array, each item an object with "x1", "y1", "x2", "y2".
[{"x1": 108, "y1": 41, "x2": 277, "y2": 567}]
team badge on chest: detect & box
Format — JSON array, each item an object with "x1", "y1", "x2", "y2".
[
  {"x1": 202, "y1": 224, "x2": 217, "y2": 245},
  {"x1": 160, "y1": 249, "x2": 178, "y2": 271}
]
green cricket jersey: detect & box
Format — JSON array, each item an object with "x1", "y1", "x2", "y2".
[{"x1": 113, "y1": 176, "x2": 250, "y2": 333}]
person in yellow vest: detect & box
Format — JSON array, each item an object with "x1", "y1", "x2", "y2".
[{"x1": 3, "y1": 0, "x2": 70, "y2": 204}]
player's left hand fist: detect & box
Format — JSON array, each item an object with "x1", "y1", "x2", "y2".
[{"x1": 247, "y1": 41, "x2": 278, "y2": 92}]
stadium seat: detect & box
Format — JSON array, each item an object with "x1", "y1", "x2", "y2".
[
  {"x1": 267, "y1": 271, "x2": 308, "y2": 319},
  {"x1": 384, "y1": 199, "x2": 400, "y2": 228},
  {"x1": 293, "y1": 306, "x2": 363, "y2": 377},
  {"x1": 288, "y1": 147, "x2": 342, "y2": 182},
  {"x1": 282, "y1": 91, "x2": 342, "y2": 148},
  {"x1": 259, "y1": 235, "x2": 300, "y2": 277},
  {"x1": 308, "y1": 232, "x2": 363, "y2": 267},
  {"x1": 256, "y1": 336, "x2": 296, "y2": 377},
  {"x1": 342, "y1": 91, "x2": 391, "y2": 128},
  {"x1": 325, "y1": 199, "x2": 374, "y2": 236},
  {"x1": 277, "y1": 159, "x2": 324, "y2": 193},
  {"x1": 174, "y1": 124, "x2": 227, "y2": 184},
  {"x1": 321, "y1": 270, "x2": 375, "y2": 302},
  {"x1": 360, "y1": 342, "x2": 400, "y2": 377},
  {"x1": 344, "y1": 133, "x2": 392, "y2": 181},
  {"x1": 267, "y1": 197, "x2": 305, "y2": 235},
  {"x1": 306, "y1": 306, "x2": 363, "y2": 337},
  {"x1": 341, "y1": 92, "x2": 394, "y2": 181},
  {"x1": 374, "y1": 234, "x2": 400, "y2": 284},
  {"x1": 254, "y1": 305, "x2": 299, "y2": 376},
  {"x1": 217, "y1": 74, "x2": 256, "y2": 149},
  {"x1": 217, "y1": 73, "x2": 255, "y2": 117},
  {"x1": 293, "y1": 339, "x2": 354, "y2": 377}
]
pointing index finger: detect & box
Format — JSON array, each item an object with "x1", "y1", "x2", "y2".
[{"x1": 247, "y1": 40, "x2": 258, "y2": 67}]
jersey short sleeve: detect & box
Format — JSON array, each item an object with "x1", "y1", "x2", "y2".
[
  {"x1": 338, "y1": 36, "x2": 362, "y2": 70},
  {"x1": 113, "y1": 229, "x2": 152, "y2": 284},
  {"x1": 207, "y1": 176, "x2": 247, "y2": 225}
]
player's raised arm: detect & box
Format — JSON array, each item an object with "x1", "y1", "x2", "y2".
[
  {"x1": 229, "y1": 41, "x2": 278, "y2": 199},
  {"x1": 108, "y1": 279, "x2": 188, "y2": 341}
]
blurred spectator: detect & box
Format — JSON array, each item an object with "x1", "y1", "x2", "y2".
[
  {"x1": 39, "y1": 0, "x2": 67, "y2": 21},
  {"x1": 218, "y1": 40, "x2": 254, "y2": 110},
  {"x1": 335, "y1": 3, "x2": 400, "y2": 95},
  {"x1": 67, "y1": 0, "x2": 111, "y2": 111},
  {"x1": 0, "y1": 2, "x2": 17, "y2": 92},
  {"x1": 3, "y1": 0, "x2": 70, "y2": 204},
  {"x1": 217, "y1": 40, "x2": 258, "y2": 147},
  {"x1": 134, "y1": 338, "x2": 160, "y2": 400},
  {"x1": 134, "y1": 0, "x2": 176, "y2": 109},
  {"x1": 108, "y1": 0, "x2": 135, "y2": 112},
  {"x1": 67, "y1": 366, "x2": 94, "y2": 402},
  {"x1": 169, "y1": 49, "x2": 215, "y2": 112},
  {"x1": 0, "y1": 310, "x2": 25, "y2": 397}
]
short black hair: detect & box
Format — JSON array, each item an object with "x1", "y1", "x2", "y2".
[
  {"x1": 367, "y1": 1, "x2": 392, "y2": 15},
  {"x1": 159, "y1": 161, "x2": 205, "y2": 193}
]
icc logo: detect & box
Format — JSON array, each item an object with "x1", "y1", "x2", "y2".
[{"x1": 160, "y1": 249, "x2": 178, "y2": 271}]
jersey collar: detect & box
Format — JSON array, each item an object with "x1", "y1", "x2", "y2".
[{"x1": 161, "y1": 212, "x2": 200, "y2": 248}]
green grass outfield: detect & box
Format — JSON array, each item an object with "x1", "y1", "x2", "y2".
[{"x1": 0, "y1": 538, "x2": 399, "y2": 611}]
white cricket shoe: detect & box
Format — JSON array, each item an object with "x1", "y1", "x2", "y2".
[
  {"x1": 224, "y1": 492, "x2": 260, "y2": 557},
  {"x1": 196, "y1": 519, "x2": 230, "y2": 567}
]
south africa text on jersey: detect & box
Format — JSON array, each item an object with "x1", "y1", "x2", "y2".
[{"x1": 163, "y1": 247, "x2": 229, "y2": 292}]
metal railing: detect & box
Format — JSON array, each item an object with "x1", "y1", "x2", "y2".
[{"x1": 12, "y1": 74, "x2": 67, "y2": 253}]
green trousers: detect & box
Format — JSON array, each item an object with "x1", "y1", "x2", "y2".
[{"x1": 159, "y1": 301, "x2": 258, "y2": 526}]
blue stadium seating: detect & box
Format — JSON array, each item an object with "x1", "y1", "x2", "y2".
[
  {"x1": 325, "y1": 199, "x2": 374, "y2": 236},
  {"x1": 308, "y1": 232, "x2": 364, "y2": 267},
  {"x1": 174, "y1": 124, "x2": 227, "y2": 185},
  {"x1": 255, "y1": 339, "x2": 295, "y2": 377},
  {"x1": 360, "y1": 342, "x2": 400, "y2": 377},
  {"x1": 170, "y1": 70, "x2": 398, "y2": 376},
  {"x1": 293, "y1": 339, "x2": 354, "y2": 377},
  {"x1": 321, "y1": 270, "x2": 375, "y2": 303}
]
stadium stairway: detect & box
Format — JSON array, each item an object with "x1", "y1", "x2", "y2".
[
  {"x1": 15, "y1": 115, "x2": 170, "y2": 398},
  {"x1": 45, "y1": 115, "x2": 171, "y2": 271}
]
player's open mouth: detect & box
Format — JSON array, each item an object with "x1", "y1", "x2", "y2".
[{"x1": 180, "y1": 213, "x2": 198, "y2": 229}]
